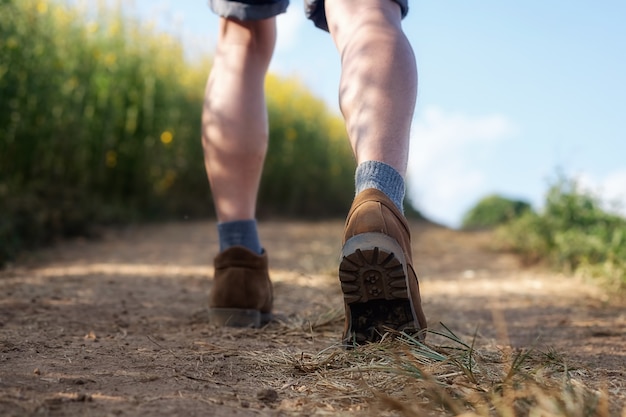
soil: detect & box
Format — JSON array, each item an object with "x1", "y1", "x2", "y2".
[{"x1": 0, "y1": 220, "x2": 624, "y2": 416}]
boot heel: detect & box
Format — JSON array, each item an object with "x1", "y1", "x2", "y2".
[
  {"x1": 339, "y1": 232, "x2": 415, "y2": 345},
  {"x1": 339, "y1": 232, "x2": 408, "y2": 303}
]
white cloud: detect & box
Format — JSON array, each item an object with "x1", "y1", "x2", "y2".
[
  {"x1": 602, "y1": 170, "x2": 626, "y2": 205},
  {"x1": 275, "y1": 1, "x2": 306, "y2": 53},
  {"x1": 407, "y1": 106, "x2": 518, "y2": 227},
  {"x1": 578, "y1": 170, "x2": 626, "y2": 217}
]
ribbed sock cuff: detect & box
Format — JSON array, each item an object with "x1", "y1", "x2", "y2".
[
  {"x1": 355, "y1": 161, "x2": 405, "y2": 212},
  {"x1": 217, "y1": 219, "x2": 262, "y2": 254}
]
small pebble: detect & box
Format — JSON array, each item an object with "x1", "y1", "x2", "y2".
[{"x1": 256, "y1": 388, "x2": 279, "y2": 403}]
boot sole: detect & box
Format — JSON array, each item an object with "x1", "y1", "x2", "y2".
[
  {"x1": 339, "y1": 233, "x2": 416, "y2": 345},
  {"x1": 208, "y1": 308, "x2": 273, "y2": 328}
]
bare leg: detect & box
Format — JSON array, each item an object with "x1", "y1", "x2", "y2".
[
  {"x1": 325, "y1": 0, "x2": 417, "y2": 177},
  {"x1": 204, "y1": 17, "x2": 276, "y2": 327},
  {"x1": 327, "y1": 1, "x2": 427, "y2": 344},
  {"x1": 202, "y1": 17, "x2": 276, "y2": 222}
]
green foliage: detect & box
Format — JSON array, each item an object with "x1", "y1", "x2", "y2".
[
  {"x1": 262, "y1": 75, "x2": 354, "y2": 217},
  {"x1": 0, "y1": 0, "x2": 355, "y2": 263},
  {"x1": 0, "y1": 0, "x2": 209, "y2": 262},
  {"x1": 497, "y1": 176, "x2": 626, "y2": 291},
  {"x1": 462, "y1": 194, "x2": 531, "y2": 230}
]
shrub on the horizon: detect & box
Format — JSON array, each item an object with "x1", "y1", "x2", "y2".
[
  {"x1": 462, "y1": 194, "x2": 531, "y2": 230},
  {"x1": 497, "y1": 176, "x2": 626, "y2": 291}
]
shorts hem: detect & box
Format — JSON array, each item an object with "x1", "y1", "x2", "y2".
[
  {"x1": 209, "y1": 0, "x2": 289, "y2": 21},
  {"x1": 305, "y1": 0, "x2": 409, "y2": 33}
]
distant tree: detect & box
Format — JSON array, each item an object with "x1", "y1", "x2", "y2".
[{"x1": 462, "y1": 194, "x2": 531, "y2": 230}]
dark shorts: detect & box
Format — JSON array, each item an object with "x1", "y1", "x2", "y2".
[{"x1": 208, "y1": 0, "x2": 409, "y2": 32}]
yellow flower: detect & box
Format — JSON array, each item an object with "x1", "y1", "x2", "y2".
[
  {"x1": 160, "y1": 131, "x2": 173, "y2": 145},
  {"x1": 104, "y1": 52, "x2": 117, "y2": 67},
  {"x1": 105, "y1": 151, "x2": 117, "y2": 168},
  {"x1": 36, "y1": 1, "x2": 48, "y2": 14}
]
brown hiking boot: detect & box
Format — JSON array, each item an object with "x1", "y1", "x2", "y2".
[
  {"x1": 340, "y1": 188, "x2": 427, "y2": 345},
  {"x1": 208, "y1": 246, "x2": 273, "y2": 328}
]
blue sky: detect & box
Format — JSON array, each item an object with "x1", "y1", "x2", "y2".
[{"x1": 121, "y1": 0, "x2": 625, "y2": 227}]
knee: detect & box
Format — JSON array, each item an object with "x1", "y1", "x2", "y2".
[
  {"x1": 325, "y1": 0, "x2": 402, "y2": 40},
  {"x1": 218, "y1": 18, "x2": 276, "y2": 63}
]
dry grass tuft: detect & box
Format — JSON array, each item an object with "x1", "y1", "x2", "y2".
[{"x1": 245, "y1": 319, "x2": 622, "y2": 416}]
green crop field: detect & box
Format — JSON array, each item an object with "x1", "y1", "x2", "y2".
[{"x1": 0, "y1": 0, "x2": 354, "y2": 263}]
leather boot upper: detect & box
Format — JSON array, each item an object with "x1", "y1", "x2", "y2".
[{"x1": 210, "y1": 246, "x2": 273, "y2": 314}]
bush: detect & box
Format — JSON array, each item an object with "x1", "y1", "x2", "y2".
[
  {"x1": 462, "y1": 194, "x2": 531, "y2": 230},
  {"x1": 497, "y1": 176, "x2": 626, "y2": 291}
]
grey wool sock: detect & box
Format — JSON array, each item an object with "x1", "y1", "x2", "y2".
[
  {"x1": 355, "y1": 160, "x2": 405, "y2": 213},
  {"x1": 217, "y1": 219, "x2": 263, "y2": 254}
]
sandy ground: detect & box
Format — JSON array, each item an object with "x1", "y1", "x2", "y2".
[{"x1": 0, "y1": 220, "x2": 624, "y2": 416}]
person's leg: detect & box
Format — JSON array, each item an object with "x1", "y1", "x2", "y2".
[
  {"x1": 202, "y1": 17, "x2": 276, "y2": 254},
  {"x1": 202, "y1": 17, "x2": 276, "y2": 224},
  {"x1": 202, "y1": 16, "x2": 277, "y2": 327},
  {"x1": 326, "y1": 0, "x2": 416, "y2": 177},
  {"x1": 323, "y1": 0, "x2": 427, "y2": 345}
]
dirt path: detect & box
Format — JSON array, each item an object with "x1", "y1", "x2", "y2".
[{"x1": 0, "y1": 220, "x2": 624, "y2": 416}]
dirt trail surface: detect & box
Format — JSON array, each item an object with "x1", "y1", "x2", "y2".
[{"x1": 1, "y1": 220, "x2": 624, "y2": 416}]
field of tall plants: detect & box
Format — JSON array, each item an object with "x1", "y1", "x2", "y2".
[{"x1": 0, "y1": 0, "x2": 355, "y2": 263}]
